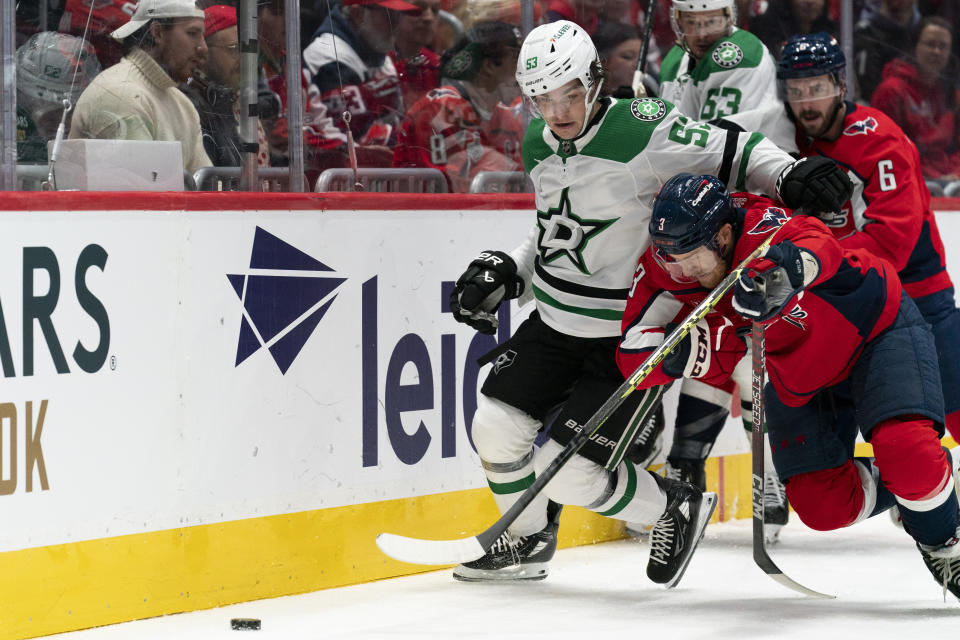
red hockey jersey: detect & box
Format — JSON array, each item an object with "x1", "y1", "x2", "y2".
[
  {"x1": 795, "y1": 103, "x2": 952, "y2": 300},
  {"x1": 392, "y1": 84, "x2": 524, "y2": 193},
  {"x1": 618, "y1": 194, "x2": 902, "y2": 407}
]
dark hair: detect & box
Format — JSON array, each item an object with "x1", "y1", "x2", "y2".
[
  {"x1": 910, "y1": 16, "x2": 957, "y2": 109},
  {"x1": 592, "y1": 22, "x2": 642, "y2": 58},
  {"x1": 121, "y1": 18, "x2": 178, "y2": 56},
  {"x1": 911, "y1": 15, "x2": 953, "y2": 50}
]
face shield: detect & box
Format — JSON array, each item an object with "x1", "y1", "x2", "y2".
[{"x1": 653, "y1": 238, "x2": 723, "y2": 284}]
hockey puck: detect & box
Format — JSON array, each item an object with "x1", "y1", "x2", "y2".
[{"x1": 230, "y1": 618, "x2": 261, "y2": 631}]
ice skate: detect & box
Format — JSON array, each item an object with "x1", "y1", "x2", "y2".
[
  {"x1": 627, "y1": 406, "x2": 665, "y2": 469},
  {"x1": 453, "y1": 501, "x2": 561, "y2": 582},
  {"x1": 918, "y1": 523, "x2": 960, "y2": 600},
  {"x1": 664, "y1": 458, "x2": 707, "y2": 491},
  {"x1": 647, "y1": 477, "x2": 718, "y2": 588},
  {"x1": 763, "y1": 470, "x2": 789, "y2": 545}
]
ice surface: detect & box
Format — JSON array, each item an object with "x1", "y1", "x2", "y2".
[{"x1": 52, "y1": 515, "x2": 960, "y2": 639}]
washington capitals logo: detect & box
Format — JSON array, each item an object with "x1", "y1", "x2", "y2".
[
  {"x1": 228, "y1": 227, "x2": 346, "y2": 374},
  {"x1": 747, "y1": 207, "x2": 788, "y2": 235},
  {"x1": 843, "y1": 117, "x2": 878, "y2": 137}
]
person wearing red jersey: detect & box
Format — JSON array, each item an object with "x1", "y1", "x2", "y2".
[
  {"x1": 618, "y1": 172, "x2": 960, "y2": 597},
  {"x1": 389, "y1": 0, "x2": 442, "y2": 109},
  {"x1": 392, "y1": 21, "x2": 524, "y2": 193},
  {"x1": 778, "y1": 32, "x2": 960, "y2": 443}
]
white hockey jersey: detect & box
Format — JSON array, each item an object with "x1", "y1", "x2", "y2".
[
  {"x1": 659, "y1": 28, "x2": 796, "y2": 153},
  {"x1": 512, "y1": 96, "x2": 794, "y2": 338}
]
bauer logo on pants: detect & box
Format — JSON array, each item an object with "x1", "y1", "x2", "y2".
[{"x1": 227, "y1": 227, "x2": 346, "y2": 374}]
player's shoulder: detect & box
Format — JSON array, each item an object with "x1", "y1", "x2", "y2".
[
  {"x1": 580, "y1": 97, "x2": 678, "y2": 162},
  {"x1": 737, "y1": 194, "x2": 791, "y2": 236},
  {"x1": 694, "y1": 29, "x2": 768, "y2": 79},
  {"x1": 840, "y1": 103, "x2": 908, "y2": 144},
  {"x1": 659, "y1": 45, "x2": 686, "y2": 82}
]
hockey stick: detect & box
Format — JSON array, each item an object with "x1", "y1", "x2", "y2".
[
  {"x1": 375, "y1": 234, "x2": 778, "y2": 566},
  {"x1": 750, "y1": 322, "x2": 834, "y2": 598},
  {"x1": 632, "y1": 0, "x2": 658, "y2": 97}
]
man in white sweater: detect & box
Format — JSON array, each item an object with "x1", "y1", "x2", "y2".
[{"x1": 71, "y1": 0, "x2": 212, "y2": 173}]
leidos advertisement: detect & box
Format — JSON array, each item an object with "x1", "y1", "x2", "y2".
[{"x1": 0, "y1": 209, "x2": 528, "y2": 553}]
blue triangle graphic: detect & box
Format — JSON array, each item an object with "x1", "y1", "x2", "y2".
[
  {"x1": 227, "y1": 274, "x2": 245, "y2": 299},
  {"x1": 244, "y1": 275, "x2": 346, "y2": 343},
  {"x1": 235, "y1": 316, "x2": 262, "y2": 366},
  {"x1": 269, "y1": 295, "x2": 339, "y2": 374},
  {"x1": 250, "y1": 227, "x2": 333, "y2": 271}
]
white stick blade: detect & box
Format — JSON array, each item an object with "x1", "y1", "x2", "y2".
[
  {"x1": 376, "y1": 532, "x2": 486, "y2": 566},
  {"x1": 769, "y1": 572, "x2": 835, "y2": 599}
]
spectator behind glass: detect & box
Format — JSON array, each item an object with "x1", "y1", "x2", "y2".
[
  {"x1": 58, "y1": 0, "x2": 134, "y2": 68},
  {"x1": 302, "y1": 0, "x2": 419, "y2": 163},
  {"x1": 750, "y1": 0, "x2": 838, "y2": 57},
  {"x1": 545, "y1": 0, "x2": 602, "y2": 34},
  {"x1": 70, "y1": 0, "x2": 213, "y2": 173},
  {"x1": 390, "y1": 0, "x2": 442, "y2": 109},
  {"x1": 392, "y1": 20, "x2": 524, "y2": 192},
  {"x1": 591, "y1": 21, "x2": 643, "y2": 97},
  {"x1": 16, "y1": 31, "x2": 101, "y2": 164},
  {"x1": 871, "y1": 17, "x2": 960, "y2": 193},
  {"x1": 854, "y1": 0, "x2": 921, "y2": 102},
  {"x1": 180, "y1": 5, "x2": 271, "y2": 168}
]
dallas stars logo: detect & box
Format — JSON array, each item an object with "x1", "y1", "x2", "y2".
[
  {"x1": 537, "y1": 187, "x2": 618, "y2": 274},
  {"x1": 631, "y1": 98, "x2": 666, "y2": 121},
  {"x1": 712, "y1": 42, "x2": 743, "y2": 68}
]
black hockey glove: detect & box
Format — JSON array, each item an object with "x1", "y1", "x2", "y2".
[
  {"x1": 449, "y1": 250, "x2": 525, "y2": 335},
  {"x1": 776, "y1": 156, "x2": 853, "y2": 217},
  {"x1": 660, "y1": 320, "x2": 712, "y2": 379},
  {"x1": 732, "y1": 240, "x2": 807, "y2": 322}
]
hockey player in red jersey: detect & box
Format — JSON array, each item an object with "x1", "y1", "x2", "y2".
[
  {"x1": 618, "y1": 173, "x2": 960, "y2": 598},
  {"x1": 392, "y1": 21, "x2": 525, "y2": 193},
  {"x1": 779, "y1": 33, "x2": 960, "y2": 442}
]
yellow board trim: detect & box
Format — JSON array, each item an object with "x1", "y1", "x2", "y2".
[{"x1": 3, "y1": 438, "x2": 953, "y2": 639}]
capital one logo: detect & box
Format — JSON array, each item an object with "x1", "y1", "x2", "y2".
[{"x1": 227, "y1": 227, "x2": 346, "y2": 373}]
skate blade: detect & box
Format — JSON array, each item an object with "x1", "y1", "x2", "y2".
[
  {"x1": 452, "y1": 562, "x2": 549, "y2": 582},
  {"x1": 664, "y1": 491, "x2": 718, "y2": 589}
]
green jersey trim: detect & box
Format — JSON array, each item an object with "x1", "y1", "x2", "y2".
[
  {"x1": 659, "y1": 46, "x2": 685, "y2": 83},
  {"x1": 533, "y1": 284, "x2": 625, "y2": 321},
  {"x1": 522, "y1": 118, "x2": 553, "y2": 173},
  {"x1": 736, "y1": 131, "x2": 766, "y2": 191}
]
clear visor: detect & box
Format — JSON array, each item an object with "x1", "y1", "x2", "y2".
[
  {"x1": 653, "y1": 243, "x2": 722, "y2": 284},
  {"x1": 675, "y1": 12, "x2": 731, "y2": 38},
  {"x1": 782, "y1": 78, "x2": 842, "y2": 104},
  {"x1": 524, "y1": 85, "x2": 588, "y2": 120}
]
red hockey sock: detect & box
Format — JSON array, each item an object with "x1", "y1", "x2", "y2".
[
  {"x1": 945, "y1": 410, "x2": 960, "y2": 445},
  {"x1": 786, "y1": 461, "x2": 864, "y2": 531},
  {"x1": 870, "y1": 417, "x2": 949, "y2": 502}
]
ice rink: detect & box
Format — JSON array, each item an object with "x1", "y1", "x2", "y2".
[{"x1": 50, "y1": 513, "x2": 959, "y2": 639}]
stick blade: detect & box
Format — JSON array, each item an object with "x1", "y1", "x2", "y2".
[
  {"x1": 767, "y1": 571, "x2": 836, "y2": 599},
  {"x1": 376, "y1": 532, "x2": 486, "y2": 566}
]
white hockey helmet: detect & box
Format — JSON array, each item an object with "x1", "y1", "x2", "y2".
[
  {"x1": 17, "y1": 31, "x2": 100, "y2": 107},
  {"x1": 515, "y1": 20, "x2": 602, "y2": 136},
  {"x1": 670, "y1": 0, "x2": 736, "y2": 42}
]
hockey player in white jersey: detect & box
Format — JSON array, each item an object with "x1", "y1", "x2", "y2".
[
  {"x1": 447, "y1": 20, "x2": 851, "y2": 583},
  {"x1": 659, "y1": 0, "x2": 794, "y2": 151}
]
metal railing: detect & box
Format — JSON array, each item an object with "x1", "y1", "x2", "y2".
[
  {"x1": 469, "y1": 171, "x2": 534, "y2": 194},
  {"x1": 193, "y1": 167, "x2": 301, "y2": 192},
  {"x1": 315, "y1": 168, "x2": 449, "y2": 193}
]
